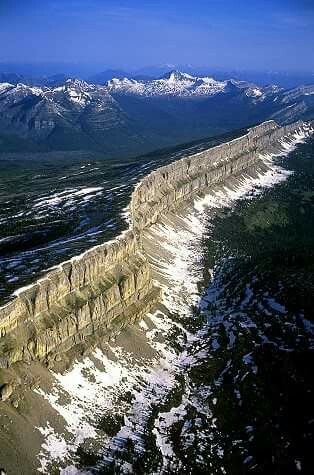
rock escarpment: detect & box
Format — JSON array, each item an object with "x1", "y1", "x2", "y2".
[
  {"x1": 0, "y1": 231, "x2": 159, "y2": 368},
  {"x1": 130, "y1": 120, "x2": 304, "y2": 230},
  {"x1": 0, "y1": 120, "x2": 310, "y2": 373}
]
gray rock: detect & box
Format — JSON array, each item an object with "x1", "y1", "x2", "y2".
[{"x1": 0, "y1": 120, "x2": 311, "y2": 376}]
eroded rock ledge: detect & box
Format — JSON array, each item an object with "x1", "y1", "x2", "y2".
[{"x1": 0, "y1": 120, "x2": 310, "y2": 373}]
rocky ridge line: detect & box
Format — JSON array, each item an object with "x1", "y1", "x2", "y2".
[{"x1": 0, "y1": 120, "x2": 310, "y2": 385}]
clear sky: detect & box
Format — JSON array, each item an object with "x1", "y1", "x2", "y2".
[{"x1": 0, "y1": 0, "x2": 313, "y2": 72}]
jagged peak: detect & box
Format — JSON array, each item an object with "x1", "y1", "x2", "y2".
[
  {"x1": 109, "y1": 76, "x2": 139, "y2": 84},
  {"x1": 14, "y1": 83, "x2": 45, "y2": 96},
  {"x1": 162, "y1": 70, "x2": 194, "y2": 81},
  {"x1": 0, "y1": 82, "x2": 15, "y2": 92},
  {"x1": 64, "y1": 78, "x2": 93, "y2": 90},
  {"x1": 106, "y1": 70, "x2": 227, "y2": 97}
]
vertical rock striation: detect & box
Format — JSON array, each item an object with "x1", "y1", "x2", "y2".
[
  {"x1": 130, "y1": 121, "x2": 305, "y2": 230},
  {"x1": 0, "y1": 231, "x2": 159, "y2": 368},
  {"x1": 0, "y1": 120, "x2": 311, "y2": 370}
]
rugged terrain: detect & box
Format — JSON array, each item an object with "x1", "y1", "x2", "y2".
[
  {"x1": 0, "y1": 120, "x2": 306, "y2": 372},
  {"x1": 0, "y1": 120, "x2": 313, "y2": 474},
  {"x1": 0, "y1": 71, "x2": 313, "y2": 155}
]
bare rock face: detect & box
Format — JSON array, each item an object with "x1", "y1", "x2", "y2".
[
  {"x1": 130, "y1": 120, "x2": 304, "y2": 230},
  {"x1": 0, "y1": 119, "x2": 310, "y2": 377},
  {"x1": 0, "y1": 230, "x2": 159, "y2": 369}
]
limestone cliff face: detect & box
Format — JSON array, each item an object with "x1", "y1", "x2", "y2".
[
  {"x1": 0, "y1": 120, "x2": 309, "y2": 370},
  {"x1": 130, "y1": 120, "x2": 304, "y2": 230},
  {"x1": 0, "y1": 231, "x2": 159, "y2": 368}
]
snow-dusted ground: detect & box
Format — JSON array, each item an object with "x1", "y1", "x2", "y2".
[
  {"x1": 0, "y1": 129, "x2": 228, "y2": 302},
  {"x1": 34, "y1": 124, "x2": 313, "y2": 473}
]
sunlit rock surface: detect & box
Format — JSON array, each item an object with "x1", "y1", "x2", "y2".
[
  {"x1": 0, "y1": 120, "x2": 308, "y2": 371},
  {"x1": 0, "y1": 120, "x2": 313, "y2": 474}
]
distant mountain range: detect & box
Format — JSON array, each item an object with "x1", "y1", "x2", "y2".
[
  {"x1": 107, "y1": 71, "x2": 281, "y2": 97},
  {"x1": 0, "y1": 72, "x2": 68, "y2": 87},
  {"x1": 1, "y1": 63, "x2": 314, "y2": 88},
  {"x1": 0, "y1": 71, "x2": 313, "y2": 156}
]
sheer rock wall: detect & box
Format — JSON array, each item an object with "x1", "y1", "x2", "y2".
[
  {"x1": 130, "y1": 120, "x2": 303, "y2": 230},
  {"x1": 0, "y1": 120, "x2": 306, "y2": 369},
  {"x1": 0, "y1": 231, "x2": 159, "y2": 368}
]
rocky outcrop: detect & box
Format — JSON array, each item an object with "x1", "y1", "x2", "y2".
[
  {"x1": 0, "y1": 231, "x2": 159, "y2": 368},
  {"x1": 0, "y1": 120, "x2": 311, "y2": 373},
  {"x1": 130, "y1": 120, "x2": 305, "y2": 230}
]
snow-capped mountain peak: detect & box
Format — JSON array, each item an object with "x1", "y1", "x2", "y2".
[
  {"x1": 15, "y1": 82, "x2": 45, "y2": 96},
  {"x1": 0, "y1": 73, "x2": 311, "y2": 156},
  {"x1": 162, "y1": 70, "x2": 194, "y2": 81},
  {"x1": 61, "y1": 79, "x2": 95, "y2": 107},
  {"x1": 0, "y1": 82, "x2": 14, "y2": 94},
  {"x1": 107, "y1": 70, "x2": 227, "y2": 97},
  {"x1": 64, "y1": 78, "x2": 93, "y2": 90}
]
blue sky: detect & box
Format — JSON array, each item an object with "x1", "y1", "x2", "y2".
[{"x1": 0, "y1": 0, "x2": 313, "y2": 72}]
